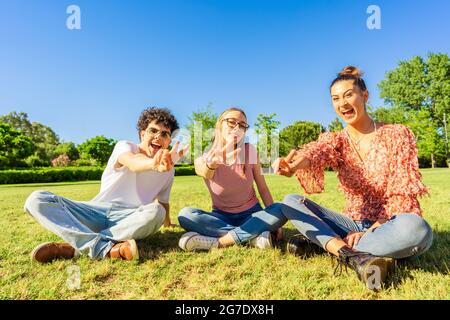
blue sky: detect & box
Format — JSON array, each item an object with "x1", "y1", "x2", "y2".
[{"x1": 1, "y1": 0, "x2": 449, "y2": 144}]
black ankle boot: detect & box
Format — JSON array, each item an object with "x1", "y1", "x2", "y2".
[
  {"x1": 287, "y1": 234, "x2": 325, "y2": 257},
  {"x1": 336, "y1": 247, "x2": 396, "y2": 291}
]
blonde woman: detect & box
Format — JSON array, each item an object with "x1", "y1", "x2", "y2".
[{"x1": 178, "y1": 108, "x2": 286, "y2": 251}]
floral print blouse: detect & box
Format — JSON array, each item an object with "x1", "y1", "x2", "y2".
[{"x1": 296, "y1": 124, "x2": 428, "y2": 221}]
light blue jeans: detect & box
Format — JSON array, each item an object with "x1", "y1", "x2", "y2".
[
  {"x1": 24, "y1": 190, "x2": 166, "y2": 259},
  {"x1": 178, "y1": 203, "x2": 287, "y2": 244},
  {"x1": 282, "y1": 194, "x2": 433, "y2": 259}
]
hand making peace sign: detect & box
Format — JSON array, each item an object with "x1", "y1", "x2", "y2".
[
  {"x1": 272, "y1": 149, "x2": 304, "y2": 177},
  {"x1": 152, "y1": 141, "x2": 190, "y2": 173},
  {"x1": 204, "y1": 137, "x2": 242, "y2": 169}
]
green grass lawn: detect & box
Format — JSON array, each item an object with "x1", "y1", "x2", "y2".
[{"x1": 0, "y1": 169, "x2": 449, "y2": 299}]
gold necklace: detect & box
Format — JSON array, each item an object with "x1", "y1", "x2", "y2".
[{"x1": 345, "y1": 120, "x2": 377, "y2": 151}]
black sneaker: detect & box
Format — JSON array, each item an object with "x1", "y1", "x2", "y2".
[
  {"x1": 286, "y1": 234, "x2": 325, "y2": 257},
  {"x1": 336, "y1": 246, "x2": 396, "y2": 291}
]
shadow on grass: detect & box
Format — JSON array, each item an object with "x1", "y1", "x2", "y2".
[
  {"x1": 129, "y1": 225, "x2": 450, "y2": 291},
  {"x1": 385, "y1": 230, "x2": 450, "y2": 289},
  {"x1": 137, "y1": 227, "x2": 322, "y2": 261},
  {"x1": 278, "y1": 228, "x2": 449, "y2": 289},
  {"x1": 136, "y1": 229, "x2": 187, "y2": 260}
]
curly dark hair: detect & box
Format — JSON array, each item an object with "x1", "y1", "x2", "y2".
[{"x1": 136, "y1": 107, "x2": 179, "y2": 139}]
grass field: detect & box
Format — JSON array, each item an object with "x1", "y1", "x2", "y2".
[{"x1": 0, "y1": 169, "x2": 449, "y2": 300}]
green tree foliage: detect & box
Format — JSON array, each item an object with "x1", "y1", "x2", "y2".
[
  {"x1": 0, "y1": 123, "x2": 34, "y2": 168},
  {"x1": 78, "y1": 136, "x2": 116, "y2": 166},
  {"x1": 411, "y1": 111, "x2": 446, "y2": 167},
  {"x1": 279, "y1": 121, "x2": 324, "y2": 156},
  {"x1": 0, "y1": 111, "x2": 60, "y2": 165},
  {"x1": 377, "y1": 52, "x2": 450, "y2": 167},
  {"x1": 328, "y1": 117, "x2": 344, "y2": 132},
  {"x1": 31, "y1": 122, "x2": 60, "y2": 163},
  {"x1": 185, "y1": 104, "x2": 218, "y2": 158},
  {"x1": 379, "y1": 56, "x2": 428, "y2": 111},
  {"x1": 254, "y1": 113, "x2": 281, "y2": 164},
  {"x1": 0, "y1": 112, "x2": 33, "y2": 135},
  {"x1": 54, "y1": 142, "x2": 80, "y2": 160},
  {"x1": 370, "y1": 106, "x2": 408, "y2": 124}
]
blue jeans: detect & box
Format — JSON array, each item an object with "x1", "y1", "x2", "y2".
[
  {"x1": 24, "y1": 190, "x2": 166, "y2": 259},
  {"x1": 282, "y1": 194, "x2": 433, "y2": 259},
  {"x1": 178, "y1": 203, "x2": 287, "y2": 244}
]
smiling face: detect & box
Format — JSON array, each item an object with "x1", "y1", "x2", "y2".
[
  {"x1": 139, "y1": 120, "x2": 172, "y2": 157},
  {"x1": 219, "y1": 110, "x2": 248, "y2": 145},
  {"x1": 331, "y1": 80, "x2": 369, "y2": 126}
]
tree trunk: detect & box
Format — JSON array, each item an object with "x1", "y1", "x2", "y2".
[{"x1": 431, "y1": 153, "x2": 435, "y2": 168}]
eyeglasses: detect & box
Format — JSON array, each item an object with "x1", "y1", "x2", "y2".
[
  {"x1": 223, "y1": 118, "x2": 249, "y2": 131},
  {"x1": 146, "y1": 127, "x2": 172, "y2": 139}
]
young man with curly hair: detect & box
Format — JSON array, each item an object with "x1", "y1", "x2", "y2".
[{"x1": 24, "y1": 107, "x2": 188, "y2": 262}]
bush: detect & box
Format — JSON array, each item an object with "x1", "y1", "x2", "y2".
[
  {"x1": 0, "y1": 165, "x2": 196, "y2": 184},
  {"x1": 54, "y1": 142, "x2": 79, "y2": 160},
  {"x1": 78, "y1": 136, "x2": 116, "y2": 166},
  {"x1": 25, "y1": 155, "x2": 51, "y2": 168},
  {"x1": 72, "y1": 158, "x2": 98, "y2": 167},
  {"x1": 174, "y1": 165, "x2": 195, "y2": 176},
  {"x1": 51, "y1": 154, "x2": 71, "y2": 167},
  {"x1": 0, "y1": 167, "x2": 104, "y2": 184}
]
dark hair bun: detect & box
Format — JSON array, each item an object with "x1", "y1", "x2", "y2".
[{"x1": 338, "y1": 66, "x2": 363, "y2": 78}]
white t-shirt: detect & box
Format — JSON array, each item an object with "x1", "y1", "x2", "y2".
[{"x1": 91, "y1": 141, "x2": 175, "y2": 207}]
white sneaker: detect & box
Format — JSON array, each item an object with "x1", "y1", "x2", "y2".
[
  {"x1": 249, "y1": 231, "x2": 273, "y2": 249},
  {"x1": 179, "y1": 232, "x2": 219, "y2": 251}
]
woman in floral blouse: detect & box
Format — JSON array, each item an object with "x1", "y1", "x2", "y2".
[{"x1": 274, "y1": 66, "x2": 433, "y2": 290}]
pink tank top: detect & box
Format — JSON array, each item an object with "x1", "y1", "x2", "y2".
[{"x1": 203, "y1": 143, "x2": 259, "y2": 213}]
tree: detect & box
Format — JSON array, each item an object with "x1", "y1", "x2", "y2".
[
  {"x1": 370, "y1": 106, "x2": 408, "y2": 125},
  {"x1": 328, "y1": 118, "x2": 344, "y2": 132},
  {"x1": 0, "y1": 123, "x2": 34, "y2": 168},
  {"x1": 0, "y1": 111, "x2": 60, "y2": 165},
  {"x1": 379, "y1": 56, "x2": 428, "y2": 112},
  {"x1": 279, "y1": 121, "x2": 324, "y2": 156},
  {"x1": 378, "y1": 53, "x2": 450, "y2": 166},
  {"x1": 185, "y1": 104, "x2": 218, "y2": 159},
  {"x1": 54, "y1": 142, "x2": 80, "y2": 160},
  {"x1": 405, "y1": 109, "x2": 446, "y2": 168},
  {"x1": 417, "y1": 123, "x2": 446, "y2": 167},
  {"x1": 31, "y1": 122, "x2": 60, "y2": 163},
  {"x1": 78, "y1": 136, "x2": 116, "y2": 166},
  {"x1": 0, "y1": 112, "x2": 33, "y2": 136},
  {"x1": 378, "y1": 53, "x2": 450, "y2": 122},
  {"x1": 254, "y1": 113, "x2": 281, "y2": 165}
]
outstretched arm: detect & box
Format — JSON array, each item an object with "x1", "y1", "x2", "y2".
[
  {"x1": 117, "y1": 150, "x2": 170, "y2": 173},
  {"x1": 273, "y1": 149, "x2": 311, "y2": 177},
  {"x1": 117, "y1": 141, "x2": 189, "y2": 173}
]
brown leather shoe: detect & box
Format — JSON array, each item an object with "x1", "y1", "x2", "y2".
[
  {"x1": 108, "y1": 240, "x2": 139, "y2": 261},
  {"x1": 31, "y1": 242, "x2": 75, "y2": 263}
]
